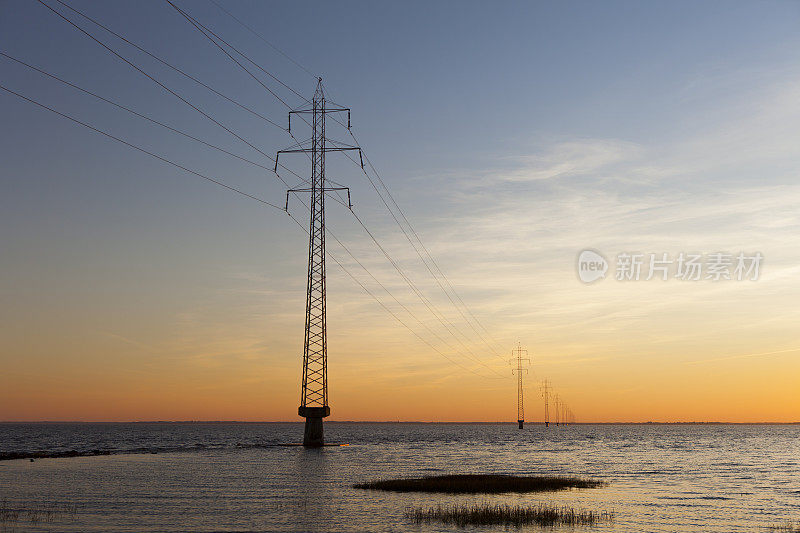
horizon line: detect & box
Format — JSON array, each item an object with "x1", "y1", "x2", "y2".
[{"x1": 1, "y1": 420, "x2": 798, "y2": 425}]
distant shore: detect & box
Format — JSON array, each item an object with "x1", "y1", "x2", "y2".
[{"x1": 1, "y1": 420, "x2": 798, "y2": 425}]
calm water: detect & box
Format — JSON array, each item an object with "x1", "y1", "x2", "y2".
[{"x1": 0, "y1": 423, "x2": 798, "y2": 532}]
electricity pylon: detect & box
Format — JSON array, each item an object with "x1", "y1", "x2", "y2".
[
  {"x1": 276, "y1": 78, "x2": 361, "y2": 447},
  {"x1": 510, "y1": 343, "x2": 530, "y2": 429},
  {"x1": 540, "y1": 379, "x2": 551, "y2": 427},
  {"x1": 554, "y1": 393, "x2": 560, "y2": 426}
]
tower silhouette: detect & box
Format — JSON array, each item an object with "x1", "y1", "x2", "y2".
[
  {"x1": 510, "y1": 343, "x2": 530, "y2": 429},
  {"x1": 541, "y1": 379, "x2": 551, "y2": 427},
  {"x1": 276, "y1": 79, "x2": 360, "y2": 447}
]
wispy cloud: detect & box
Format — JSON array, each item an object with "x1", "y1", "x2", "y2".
[
  {"x1": 685, "y1": 347, "x2": 800, "y2": 365},
  {"x1": 498, "y1": 139, "x2": 644, "y2": 183}
]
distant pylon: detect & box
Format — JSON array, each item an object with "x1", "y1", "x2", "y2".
[
  {"x1": 541, "y1": 379, "x2": 551, "y2": 427},
  {"x1": 510, "y1": 343, "x2": 530, "y2": 429},
  {"x1": 276, "y1": 78, "x2": 361, "y2": 447},
  {"x1": 554, "y1": 393, "x2": 560, "y2": 426}
]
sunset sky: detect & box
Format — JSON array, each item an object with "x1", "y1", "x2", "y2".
[{"x1": 2, "y1": 0, "x2": 800, "y2": 422}]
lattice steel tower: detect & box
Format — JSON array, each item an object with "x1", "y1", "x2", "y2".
[
  {"x1": 276, "y1": 78, "x2": 360, "y2": 447},
  {"x1": 554, "y1": 393, "x2": 560, "y2": 426},
  {"x1": 510, "y1": 343, "x2": 530, "y2": 429},
  {"x1": 541, "y1": 379, "x2": 551, "y2": 427}
]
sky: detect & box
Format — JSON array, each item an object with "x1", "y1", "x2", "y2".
[{"x1": 1, "y1": 0, "x2": 800, "y2": 422}]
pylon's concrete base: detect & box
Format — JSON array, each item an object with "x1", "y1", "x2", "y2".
[
  {"x1": 299, "y1": 406, "x2": 330, "y2": 448},
  {"x1": 303, "y1": 416, "x2": 324, "y2": 447},
  {"x1": 518, "y1": 419, "x2": 524, "y2": 429}
]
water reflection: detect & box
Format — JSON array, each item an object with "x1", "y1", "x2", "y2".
[{"x1": 0, "y1": 423, "x2": 798, "y2": 532}]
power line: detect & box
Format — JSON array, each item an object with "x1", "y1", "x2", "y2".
[
  {"x1": 177, "y1": 0, "x2": 312, "y2": 105},
  {"x1": 144, "y1": 0, "x2": 507, "y2": 361},
  {"x1": 326, "y1": 143, "x2": 508, "y2": 369},
  {"x1": 2, "y1": 80, "x2": 499, "y2": 381},
  {"x1": 330, "y1": 144, "x2": 509, "y2": 368},
  {"x1": 153, "y1": 0, "x2": 339, "y2": 209},
  {"x1": 164, "y1": 0, "x2": 304, "y2": 110},
  {"x1": 347, "y1": 207, "x2": 506, "y2": 377},
  {"x1": 43, "y1": 0, "x2": 508, "y2": 378},
  {"x1": 2, "y1": 51, "x2": 359, "y2": 222},
  {"x1": 0, "y1": 84, "x2": 283, "y2": 211},
  {"x1": 164, "y1": 0, "x2": 320, "y2": 177},
  {"x1": 163, "y1": 0, "x2": 318, "y2": 163},
  {"x1": 47, "y1": 0, "x2": 334, "y2": 218},
  {"x1": 173, "y1": 9, "x2": 508, "y2": 373},
  {"x1": 327, "y1": 82, "x2": 504, "y2": 356},
  {"x1": 185, "y1": 0, "x2": 352, "y2": 206},
  {"x1": 1, "y1": 52, "x2": 290, "y2": 182},
  {"x1": 208, "y1": 0, "x2": 317, "y2": 80},
  {"x1": 322, "y1": 91, "x2": 509, "y2": 360},
  {"x1": 39, "y1": 0, "x2": 309, "y2": 190},
  {"x1": 49, "y1": 0, "x2": 284, "y2": 131},
  {"x1": 350, "y1": 126, "x2": 509, "y2": 357},
  {"x1": 291, "y1": 218, "x2": 498, "y2": 379},
  {"x1": 156, "y1": 0, "x2": 503, "y2": 370},
  {"x1": 325, "y1": 227, "x2": 505, "y2": 378},
  {"x1": 272, "y1": 81, "x2": 505, "y2": 380},
  {"x1": 47, "y1": 0, "x2": 488, "y2": 373}
]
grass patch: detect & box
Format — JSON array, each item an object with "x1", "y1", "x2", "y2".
[
  {"x1": 407, "y1": 503, "x2": 614, "y2": 527},
  {"x1": 354, "y1": 474, "x2": 605, "y2": 494}
]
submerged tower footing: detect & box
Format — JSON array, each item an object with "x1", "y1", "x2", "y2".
[{"x1": 300, "y1": 406, "x2": 330, "y2": 447}]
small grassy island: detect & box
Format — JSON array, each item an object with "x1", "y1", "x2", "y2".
[
  {"x1": 353, "y1": 474, "x2": 605, "y2": 494},
  {"x1": 407, "y1": 503, "x2": 614, "y2": 527}
]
